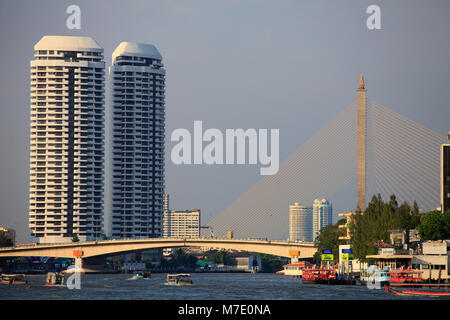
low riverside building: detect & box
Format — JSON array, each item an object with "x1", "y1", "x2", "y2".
[
  {"x1": 232, "y1": 255, "x2": 262, "y2": 272},
  {"x1": 411, "y1": 240, "x2": 450, "y2": 281},
  {"x1": 122, "y1": 262, "x2": 146, "y2": 272},
  {"x1": 366, "y1": 247, "x2": 414, "y2": 270},
  {"x1": 366, "y1": 238, "x2": 450, "y2": 282}
]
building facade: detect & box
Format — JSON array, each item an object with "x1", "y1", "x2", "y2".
[
  {"x1": 441, "y1": 133, "x2": 450, "y2": 212},
  {"x1": 163, "y1": 210, "x2": 201, "y2": 238},
  {"x1": 289, "y1": 202, "x2": 313, "y2": 242},
  {"x1": 312, "y1": 198, "x2": 332, "y2": 240},
  {"x1": 162, "y1": 193, "x2": 170, "y2": 237},
  {"x1": 29, "y1": 36, "x2": 105, "y2": 243},
  {"x1": 412, "y1": 240, "x2": 450, "y2": 281},
  {"x1": 0, "y1": 227, "x2": 16, "y2": 245},
  {"x1": 109, "y1": 42, "x2": 165, "y2": 239}
]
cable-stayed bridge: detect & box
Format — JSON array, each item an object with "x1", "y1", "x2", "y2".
[
  {"x1": 0, "y1": 75, "x2": 445, "y2": 266},
  {"x1": 208, "y1": 76, "x2": 447, "y2": 240}
]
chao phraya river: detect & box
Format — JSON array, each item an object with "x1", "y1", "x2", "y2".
[{"x1": 0, "y1": 273, "x2": 433, "y2": 300}]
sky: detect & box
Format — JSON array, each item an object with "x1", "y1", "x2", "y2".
[{"x1": 0, "y1": 0, "x2": 449, "y2": 242}]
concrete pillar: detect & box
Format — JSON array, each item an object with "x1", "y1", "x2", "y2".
[
  {"x1": 74, "y1": 256, "x2": 83, "y2": 269},
  {"x1": 357, "y1": 74, "x2": 367, "y2": 211},
  {"x1": 65, "y1": 256, "x2": 84, "y2": 275},
  {"x1": 75, "y1": 257, "x2": 83, "y2": 268}
]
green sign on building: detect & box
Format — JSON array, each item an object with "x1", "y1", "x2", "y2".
[
  {"x1": 341, "y1": 253, "x2": 353, "y2": 261},
  {"x1": 321, "y1": 254, "x2": 334, "y2": 261}
]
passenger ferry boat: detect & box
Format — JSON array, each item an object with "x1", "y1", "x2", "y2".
[
  {"x1": 166, "y1": 274, "x2": 193, "y2": 286},
  {"x1": 279, "y1": 261, "x2": 314, "y2": 278},
  {"x1": 1, "y1": 274, "x2": 27, "y2": 285},
  {"x1": 389, "y1": 270, "x2": 423, "y2": 286},
  {"x1": 360, "y1": 268, "x2": 390, "y2": 286},
  {"x1": 302, "y1": 269, "x2": 356, "y2": 285},
  {"x1": 45, "y1": 272, "x2": 64, "y2": 286},
  {"x1": 302, "y1": 269, "x2": 337, "y2": 284}
]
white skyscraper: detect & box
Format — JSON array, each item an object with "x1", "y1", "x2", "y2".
[
  {"x1": 313, "y1": 198, "x2": 333, "y2": 240},
  {"x1": 109, "y1": 42, "x2": 165, "y2": 239},
  {"x1": 289, "y1": 203, "x2": 313, "y2": 242},
  {"x1": 29, "y1": 36, "x2": 105, "y2": 243}
]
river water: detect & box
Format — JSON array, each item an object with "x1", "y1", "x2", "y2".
[{"x1": 0, "y1": 273, "x2": 438, "y2": 300}]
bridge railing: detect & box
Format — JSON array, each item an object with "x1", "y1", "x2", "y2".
[{"x1": 0, "y1": 237, "x2": 314, "y2": 252}]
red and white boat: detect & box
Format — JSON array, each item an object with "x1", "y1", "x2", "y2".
[
  {"x1": 389, "y1": 270, "x2": 423, "y2": 286},
  {"x1": 278, "y1": 261, "x2": 314, "y2": 277},
  {"x1": 302, "y1": 268, "x2": 356, "y2": 285}
]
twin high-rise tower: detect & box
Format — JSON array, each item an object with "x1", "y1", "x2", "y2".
[
  {"x1": 28, "y1": 35, "x2": 368, "y2": 243},
  {"x1": 289, "y1": 199, "x2": 332, "y2": 242},
  {"x1": 109, "y1": 42, "x2": 166, "y2": 239},
  {"x1": 29, "y1": 36, "x2": 105, "y2": 243},
  {"x1": 28, "y1": 36, "x2": 165, "y2": 243}
]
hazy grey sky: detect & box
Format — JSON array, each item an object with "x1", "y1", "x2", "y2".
[{"x1": 1, "y1": 0, "x2": 449, "y2": 241}]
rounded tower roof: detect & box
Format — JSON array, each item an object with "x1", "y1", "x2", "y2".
[
  {"x1": 34, "y1": 35, "x2": 102, "y2": 51},
  {"x1": 313, "y1": 198, "x2": 330, "y2": 205},
  {"x1": 112, "y1": 41, "x2": 162, "y2": 65}
]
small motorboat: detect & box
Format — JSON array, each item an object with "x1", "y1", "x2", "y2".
[
  {"x1": 166, "y1": 273, "x2": 193, "y2": 286},
  {"x1": 1, "y1": 274, "x2": 27, "y2": 285},
  {"x1": 133, "y1": 271, "x2": 151, "y2": 279},
  {"x1": 45, "y1": 272, "x2": 64, "y2": 287},
  {"x1": 128, "y1": 271, "x2": 151, "y2": 280}
]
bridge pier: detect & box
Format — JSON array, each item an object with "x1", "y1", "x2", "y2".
[
  {"x1": 68, "y1": 256, "x2": 105, "y2": 274},
  {"x1": 75, "y1": 256, "x2": 83, "y2": 269},
  {"x1": 65, "y1": 256, "x2": 85, "y2": 274}
]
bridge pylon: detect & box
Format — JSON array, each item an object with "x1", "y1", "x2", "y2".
[{"x1": 357, "y1": 73, "x2": 367, "y2": 211}]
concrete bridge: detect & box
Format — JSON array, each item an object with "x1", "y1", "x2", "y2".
[{"x1": 0, "y1": 238, "x2": 316, "y2": 270}]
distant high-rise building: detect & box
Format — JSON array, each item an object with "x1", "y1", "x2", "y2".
[
  {"x1": 29, "y1": 36, "x2": 105, "y2": 244},
  {"x1": 163, "y1": 209, "x2": 201, "y2": 238},
  {"x1": 289, "y1": 203, "x2": 313, "y2": 242},
  {"x1": 163, "y1": 193, "x2": 170, "y2": 213},
  {"x1": 312, "y1": 198, "x2": 332, "y2": 240},
  {"x1": 163, "y1": 193, "x2": 170, "y2": 237},
  {"x1": 0, "y1": 227, "x2": 16, "y2": 246},
  {"x1": 110, "y1": 42, "x2": 166, "y2": 239},
  {"x1": 441, "y1": 132, "x2": 450, "y2": 212}
]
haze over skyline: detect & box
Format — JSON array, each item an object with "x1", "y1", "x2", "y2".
[{"x1": 1, "y1": 0, "x2": 449, "y2": 241}]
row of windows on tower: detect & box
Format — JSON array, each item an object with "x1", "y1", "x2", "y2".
[
  {"x1": 114, "y1": 56, "x2": 161, "y2": 68},
  {"x1": 34, "y1": 50, "x2": 101, "y2": 55}
]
